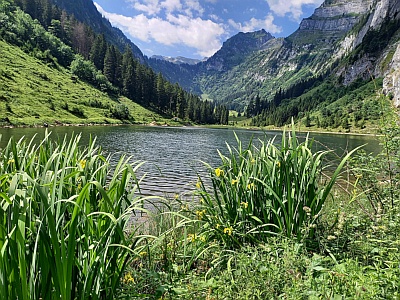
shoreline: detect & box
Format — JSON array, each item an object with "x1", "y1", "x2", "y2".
[{"x1": 0, "y1": 121, "x2": 381, "y2": 137}]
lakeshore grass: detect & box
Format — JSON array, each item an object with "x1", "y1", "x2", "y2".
[
  {"x1": 0, "y1": 125, "x2": 399, "y2": 299},
  {"x1": 0, "y1": 131, "x2": 155, "y2": 299}
]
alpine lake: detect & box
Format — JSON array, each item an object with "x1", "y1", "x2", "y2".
[{"x1": 0, "y1": 125, "x2": 381, "y2": 197}]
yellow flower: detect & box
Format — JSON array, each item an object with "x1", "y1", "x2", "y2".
[
  {"x1": 139, "y1": 251, "x2": 147, "y2": 258},
  {"x1": 196, "y1": 210, "x2": 206, "y2": 220},
  {"x1": 123, "y1": 272, "x2": 135, "y2": 284},
  {"x1": 240, "y1": 202, "x2": 249, "y2": 209},
  {"x1": 216, "y1": 224, "x2": 221, "y2": 229},
  {"x1": 215, "y1": 168, "x2": 224, "y2": 177},
  {"x1": 7, "y1": 159, "x2": 15, "y2": 165},
  {"x1": 276, "y1": 161, "x2": 281, "y2": 167},
  {"x1": 79, "y1": 159, "x2": 86, "y2": 169},
  {"x1": 223, "y1": 226, "x2": 233, "y2": 236},
  {"x1": 174, "y1": 193, "x2": 179, "y2": 199},
  {"x1": 247, "y1": 182, "x2": 255, "y2": 190},
  {"x1": 231, "y1": 178, "x2": 238, "y2": 185},
  {"x1": 181, "y1": 204, "x2": 189, "y2": 210},
  {"x1": 198, "y1": 235, "x2": 206, "y2": 242},
  {"x1": 187, "y1": 234, "x2": 197, "y2": 242},
  {"x1": 251, "y1": 159, "x2": 256, "y2": 164},
  {"x1": 196, "y1": 180, "x2": 201, "y2": 189}
]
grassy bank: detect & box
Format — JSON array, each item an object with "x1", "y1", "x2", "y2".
[
  {"x1": 0, "y1": 40, "x2": 175, "y2": 127},
  {"x1": 0, "y1": 124, "x2": 399, "y2": 299}
]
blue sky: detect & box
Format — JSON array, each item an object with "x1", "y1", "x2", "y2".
[{"x1": 93, "y1": 0, "x2": 324, "y2": 59}]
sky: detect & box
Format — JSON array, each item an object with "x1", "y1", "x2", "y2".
[{"x1": 93, "y1": 0, "x2": 325, "y2": 59}]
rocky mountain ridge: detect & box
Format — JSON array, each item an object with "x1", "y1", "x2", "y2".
[{"x1": 151, "y1": 55, "x2": 202, "y2": 66}]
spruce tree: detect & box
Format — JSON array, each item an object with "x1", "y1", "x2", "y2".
[
  {"x1": 103, "y1": 45, "x2": 117, "y2": 84},
  {"x1": 89, "y1": 34, "x2": 107, "y2": 71}
]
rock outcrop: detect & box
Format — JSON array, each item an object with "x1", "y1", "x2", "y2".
[
  {"x1": 383, "y1": 43, "x2": 400, "y2": 107},
  {"x1": 298, "y1": 0, "x2": 374, "y2": 32}
]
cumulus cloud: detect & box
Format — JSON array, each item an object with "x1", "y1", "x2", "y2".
[
  {"x1": 266, "y1": 0, "x2": 324, "y2": 21},
  {"x1": 131, "y1": 0, "x2": 161, "y2": 15},
  {"x1": 229, "y1": 14, "x2": 282, "y2": 34},
  {"x1": 94, "y1": 3, "x2": 225, "y2": 57},
  {"x1": 126, "y1": 0, "x2": 204, "y2": 17}
]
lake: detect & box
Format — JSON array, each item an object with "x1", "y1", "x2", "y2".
[{"x1": 0, "y1": 125, "x2": 381, "y2": 197}]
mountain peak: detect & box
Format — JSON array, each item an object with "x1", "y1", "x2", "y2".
[
  {"x1": 150, "y1": 55, "x2": 202, "y2": 65},
  {"x1": 203, "y1": 29, "x2": 275, "y2": 71}
]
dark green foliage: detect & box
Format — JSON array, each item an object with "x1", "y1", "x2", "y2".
[
  {"x1": 89, "y1": 33, "x2": 106, "y2": 70},
  {"x1": 250, "y1": 78, "x2": 382, "y2": 129},
  {"x1": 110, "y1": 103, "x2": 130, "y2": 120}
]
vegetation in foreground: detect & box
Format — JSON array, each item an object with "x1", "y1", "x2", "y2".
[{"x1": 1, "y1": 106, "x2": 399, "y2": 299}]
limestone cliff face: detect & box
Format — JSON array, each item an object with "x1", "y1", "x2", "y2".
[
  {"x1": 339, "y1": 0, "x2": 400, "y2": 88},
  {"x1": 383, "y1": 43, "x2": 400, "y2": 107},
  {"x1": 298, "y1": 0, "x2": 374, "y2": 33}
]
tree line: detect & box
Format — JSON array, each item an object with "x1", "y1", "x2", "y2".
[
  {"x1": 245, "y1": 76, "x2": 381, "y2": 129},
  {"x1": 1, "y1": 0, "x2": 228, "y2": 124}
]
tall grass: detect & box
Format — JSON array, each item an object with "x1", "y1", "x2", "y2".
[
  {"x1": 0, "y1": 131, "x2": 149, "y2": 299},
  {"x1": 196, "y1": 126, "x2": 359, "y2": 248}
]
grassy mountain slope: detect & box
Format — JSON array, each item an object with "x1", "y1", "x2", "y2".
[{"x1": 0, "y1": 40, "x2": 168, "y2": 127}]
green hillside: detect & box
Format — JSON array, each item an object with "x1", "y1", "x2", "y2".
[{"x1": 0, "y1": 40, "x2": 168, "y2": 127}]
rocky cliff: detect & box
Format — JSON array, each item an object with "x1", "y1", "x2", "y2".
[
  {"x1": 201, "y1": 29, "x2": 274, "y2": 72},
  {"x1": 383, "y1": 43, "x2": 400, "y2": 107},
  {"x1": 299, "y1": 0, "x2": 373, "y2": 32},
  {"x1": 337, "y1": 0, "x2": 400, "y2": 89}
]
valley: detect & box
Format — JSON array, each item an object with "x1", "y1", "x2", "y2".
[{"x1": 1, "y1": 0, "x2": 400, "y2": 299}]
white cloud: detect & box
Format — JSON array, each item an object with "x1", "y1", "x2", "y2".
[
  {"x1": 131, "y1": 0, "x2": 161, "y2": 16},
  {"x1": 229, "y1": 14, "x2": 282, "y2": 34},
  {"x1": 266, "y1": 0, "x2": 324, "y2": 21},
  {"x1": 162, "y1": 0, "x2": 183, "y2": 13},
  {"x1": 126, "y1": 0, "x2": 204, "y2": 17},
  {"x1": 94, "y1": 3, "x2": 225, "y2": 57}
]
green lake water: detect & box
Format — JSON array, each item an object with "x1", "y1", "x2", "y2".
[{"x1": 0, "y1": 125, "x2": 381, "y2": 196}]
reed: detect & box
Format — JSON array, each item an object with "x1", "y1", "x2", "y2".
[
  {"x1": 196, "y1": 126, "x2": 359, "y2": 248},
  {"x1": 0, "y1": 131, "x2": 149, "y2": 299}
]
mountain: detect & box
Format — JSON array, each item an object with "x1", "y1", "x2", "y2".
[
  {"x1": 147, "y1": 29, "x2": 277, "y2": 100},
  {"x1": 43, "y1": 0, "x2": 400, "y2": 116},
  {"x1": 51, "y1": 0, "x2": 145, "y2": 61},
  {"x1": 151, "y1": 55, "x2": 202, "y2": 66},
  {"x1": 146, "y1": 0, "x2": 400, "y2": 116},
  {"x1": 13, "y1": 0, "x2": 400, "y2": 129},
  {"x1": 201, "y1": 29, "x2": 274, "y2": 72}
]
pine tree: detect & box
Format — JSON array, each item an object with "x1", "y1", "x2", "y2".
[
  {"x1": 123, "y1": 61, "x2": 136, "y2": 100},
  {"x1": 90, "y1": 34, "x2": 107, "y2": 71},
  {"x1": 103, "y1": 45, "x2": 117, "y2": 84}
]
